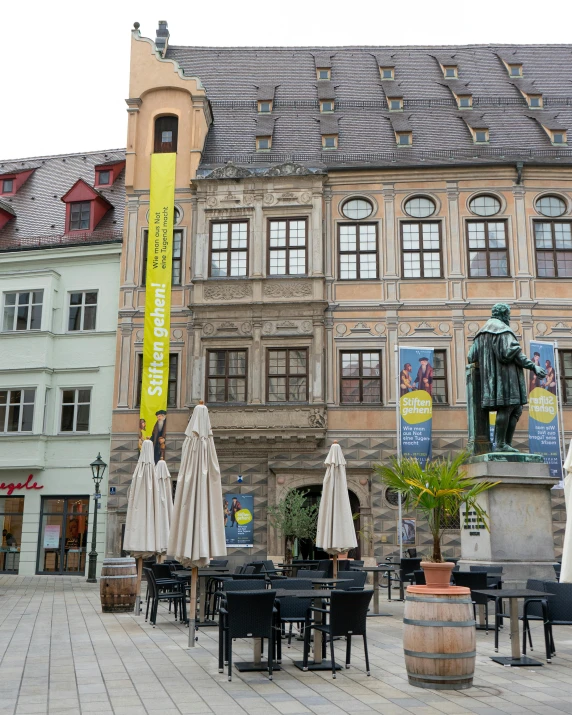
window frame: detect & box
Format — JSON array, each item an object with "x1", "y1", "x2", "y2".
[
  {"x1": 96, "y1": 170, "x2": 111, "y2": 187},
  {"x1": 59, "y1": 388, "x2": 91, "y2": 434},
  {"x1": 559, "y1": 349, "x2": 572, "y2": 404},
  {"x1": 432, "y1": 349, "x2": 449, "y2": 405},
  {"x1": 457, "y1": 95, "x2": 472, "y2": 109},
  {"x1": 380, "y1": 67, "x2": 394, "y2": 80},
  {"x1": 320, "y1": 100, "x2": 335, "y2": 113},
  {"x1": 443, "y1": 66, "x2": 458, "y2": 79},
  {"x1": 258, "y1": 100, "x2": 273, "y2": 114},
  {"x1": 339, "y1": 350, "x2": 382, "y2": 405},
  {"x1": 2, "y1": 290, "x2": 44, "y2": 332},
  {"x1": 396, "y1": 131, "x2": 412, "y2": 146},
  {"x1": 322, "y1": 134, "x2": 338, "y2": 149},
  {"x1": 465, "y1": 219, "x2": 510, "y2": 278},
  {"x1": 205, "y1": 349, "x2": 248, "y2": 404},
  {"x1": 154, "y1": 115, "x2": 178, "y2": 153},
  {"x1": 67, "y1": 290, "x2": 98, "y2": 332},
  {"x1": 136, "y1": 353, "x2": 179, "y2": 409},
  {"x1": 533, "y1": 220, "x2": 572, "y2": 278},
  {"x1": 68, "y1": 201, "x2": 92, "y2": 232},
  {"x1": 0, "y1": 388, "x2": 35, "y2": 433},
  {"x1": 266, "y1": 347, "x2": 309, "y2": 403},
  {"x1": 256, "y1": 136, "x2": 272, "y2": 151},
  {"x1": 389, "y1": 98, "x2": 403, "y2": 111},
  {"x1": 141, "y1": 228, "x2": 183, "y2": 286},
  {"x1": 208, "y1": 220, "x2": 249, "y2": 278},
  {"x1": 473, "y1": 129, "x2": 489, "y2": 144},
  {"x1": 400, "y1": 220, "x2": 443, "y2": 279},
  {"x1": 1, "y1": 178, "x2": 15, "y2": 195},
  {"x1": 317, "y1": 68, "x2": 331, "y2": 80},
  {"x1": 267, "y1": 217, "x2": 308, "y2": 277},
  {"x1": 337, "y1": 222, "x2": 379, "y2": 281}
]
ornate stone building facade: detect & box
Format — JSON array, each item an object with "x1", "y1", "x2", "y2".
[{"x1": 106, "y1": 23, "x2": 572, "y2": 563}]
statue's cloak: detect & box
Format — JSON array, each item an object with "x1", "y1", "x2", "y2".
[{"x1": 468, "y1": 318, "x2": 534, "y2": 408}]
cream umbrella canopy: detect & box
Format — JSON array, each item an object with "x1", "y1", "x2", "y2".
[
  {"x1": 167, "y1": 401, "x2": 227, "y2": 645},
  {"x1": 561, "y1": 440, "x2": 572, "y2": 583},
  {"x1": 315, "y1": 441, "x2": 358, "y2": 577},
  {"x1": 154, "y1": 459, "x2": 173, "y2": 557}
]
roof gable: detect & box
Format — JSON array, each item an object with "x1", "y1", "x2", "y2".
[{"x1": 61, "y1": 178, "x2": 112, "y2": 205}]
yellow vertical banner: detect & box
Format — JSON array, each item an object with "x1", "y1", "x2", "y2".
[{"x1": 139, "y1": 153, "x2": 176, "y2": 462}]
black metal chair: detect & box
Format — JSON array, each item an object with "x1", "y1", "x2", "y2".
[
  {"x1": 406, "y1": 548, "x2": 418, "y2": 558},
  {"x1": 520, "y1": 579, "x2": 548, "y2": 654},
  {"x1": 470, "y1": 565, "x2": 503, "y2": 588},
  {"x1": 337, "y1": 571, "x2": 367, "y2": 591},
  {"x1": 274, "y1": 578, "x2": 313, "y2": 646},
  {"x1": 295, "y1": 569, "x2": 326, "y2": 579},
  {"x1": 522, "y1": 581, "x2": 572, "y2": 662},
  {"x1": 316, "y1": 559, "x2": 333, "y2": 577},
  {"x1": 150, "y1": 563, "x2": 184, "y2": 616},
  {"x1": 302, "y1": 590, "x2": 374, "y2": 678},
  {"x1": 453, "y1": 571, "x2": 490, "y2": 633},
  {"x1": 553, "y1": 563, "x2": 561, "y2": 582},
  {"x1": 144, "y1": 568, "x2": 187, "y2": 626},
  {"x1": 209, "y1": 559, "x2": 228, "y2": 568},
  {"x1": 413, "y1": 569, "x2": 426, "y2": 585},
  {"x1": 396, "y1": 558, "x2": 423, "y2": 599},
  {"x1": 219, "y1": 590, "x2": 277, "y2": 681}
]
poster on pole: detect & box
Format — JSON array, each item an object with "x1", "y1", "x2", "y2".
[
  {"x1": 223, "y1": 494, "x2": 254, "y2": 547},
  {"x1": 398, "y1": 346, "x2": 435, "y2": 468},
  {"x1": 139, "y1": 152, "x2": 176, "y2": 463},
  {"x1": 528, "y1": 341, "x2": 562, "y2": 478}
]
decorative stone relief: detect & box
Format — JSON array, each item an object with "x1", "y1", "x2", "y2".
[
  {"x1": 276, "y1": 320, "x2": 298, "y2": 331},
  {"x1": 206, "y1": 196, "x2": 218, "y2": 208},
  {"x1": 336, "y1": 324, "x2": 348, "y2": 336},
  {"x1": 264, "y1": 281, "x2": 312, "y2": 298},
  {"x1": 439, "y1": 322, "x2": 451, "y2": 334},
  {"x1": 374, "y1": 323, "x2": 386, "y2": 335},
  {"x1": 414, "y1": 321, "x2": 437, "y2": 334},
  {"x1": 216, "y1": 322, "x2": 239, "y2": 333},
  {"x1": 263, "y1": 193, "x2": 276, "y2": 206},
  {"x1": 400, "y1": 323, "x2": 411, "y2": 335},
  {"x1": 204, "y1": 162, "x2": 254, "y2": 180},
  {"x1": 536, "y1": 322, "x2": 548, "y2": 336},
  {"x1": 203, "y1": 323, "x2": 215, "y2": 335},
  {"x1": 308, "y1": 408, "x2": 327, "y2": 429},
  {"x1": 204, "y1": 283, "x2": 252, "y2": 300},
  {"x1": 299, "y1": 191, "x2": 312, "y2": 204},
  {"x1": 264, "y1": 161, "x2": 314, "y2": 176},
  {"x1": 301, "y1": 320, "x2": 313, "y2": 333},
  {"x1": 548, "y1": 322, "x2": 572, "y2": 335},
  {"x1": 209, "y1": 405, "x2": 327, "y2": 431},
  {"x1": 240, "y1": 322, "x2": 252, "y2": 334},
  {"x1": 135, "y1": 329, "x2": 144, "y2": 342},
  {"x1": 467, "y1": 322, "x2": 480, "y2": 335},
  {"x1": 261, "y1": 320, "x2": 313, "y2": 335},
  {"x1": 263, "y1": 322, "x2": 274, "y2": 334},
  {"x1": 350, "y1": 322, "x2": 373, "y2": 335},
  {"x1": 172, "y1": 329, "x2": 183, "y2": 340},
  {"x1": 510, "y1": 321, "x2": 519, "y2": 333}
]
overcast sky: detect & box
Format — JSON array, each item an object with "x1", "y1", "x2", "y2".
[{"x1": 2, "y1": 0, "x2": 571, "y2": 160}]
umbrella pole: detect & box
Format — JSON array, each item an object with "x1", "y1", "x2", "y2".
[
  {"x1": 333, "y1": 554, "x2": 338, "y2": 579},
  {"x1": 188, "y1": 566, "x2": 198, "y2": 648},
  {"x1": 135, "y1": 557, "x2": 143, "y2": 615}
]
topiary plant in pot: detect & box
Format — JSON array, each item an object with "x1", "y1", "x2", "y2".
[{"x1": 374, "y1": 452, "x2": 498, "y2": 587}]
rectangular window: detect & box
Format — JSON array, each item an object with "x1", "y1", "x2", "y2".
[
  {"x1": 458, "y1": 95, "x2": 472, "y2": 108},
  {"x1": 553, "y1": 131, "x2": 567, "y2": 145},
  {"x1": 97, "y1": 170, "x2": 111, "y2": 186},
  {"x1": 380, "y1": 67, "x2": 394, "y2": 79},
  {"x1": 207, "y1": 350, "x2": 247, "y2": 403},
  {"x1": 560, "y1": 350, "x2": 572, "y2": 403},
  {"x1": 474, "y1": 130, "x2": 489, "y2": 143},
  {"x1": 256, "y1": 137, "x2": 272, "y2": 151},
  {"x1": 37, "y1": 496, "x2": 89, "y2": 575},
  {"x1": 268, "y1": 219, "x2": 307, "y2": 275},
  {"x1": 0, "y1": 389, "x2": 35, "y2": 432},
  {"x1": 433, "y1": 350, "x2": 448, "y2": 404},
  {"x1": 340, "y1": 351, "x2": 381, "y2": 404},
  {"x1": 1, "y1": 178, "x2": 14, "y2": 194},
  {"x1": 317, "y1": 68, "x2": 331, "y2": 80},
  {"x1": 60, "y1": 389, "x2": 91, "y2": 432},
  {"x1": 136, "y1": 353, "x2": 179, "y2": 408},
  {"x1": 467, "y1": 221, "x2": 509, "y2": 277},
  {"x1": 258, "y1": 101, "x2": 272, "y2": 113},
  {"x1": 401, "y1": 222, "x2": 442, "y2": 278},
  {"x1": 141, "y1": 229, "x2": 182, "y2": 285},
  {"x1": 3, "y1": 290, "x2": 43, "y2": 331},
  {"x1": 444, "y1": 66, "x2": 457, "y2": 78},
  {"x1": 534, "y1": 221, "x2": 572, "y2": 277},
  {"x1": 397, "y1": 132, "x2": 412, "y2": 146},
  {"x1": 529, "y1": 95, "x2": 542, "y2": 108},
  {"x1": 210, "y1": 221, "x2": 248, "y2": 277},
  {"x1": 320, "y1": 100, "x2": 334, "y2": 113},
  {"x1": 69, "y1": 201, "x2": 91, "y2": 231},
  {"x1": 389, "y1": 99, "x2": 403, "y2": 111},
  {"x1": 339, "y1": 224, "x2": 378, "y2": 280},
  {"x1": 509, "y1": 64, "x2": 522, "y2": 77},
  {"x1": 68, "y1": 291, "x2": 97, "y2": 331},
  {"x1": 267, "y1": 348, "x2": 308, "y2": 402},
  {"x1": 322, "y1": 135, "x2": 338, "y2": 149},
  {"x1": 0, "y1": 497, "x2": 24, "y2": 573}
]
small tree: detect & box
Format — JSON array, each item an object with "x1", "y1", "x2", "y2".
[
  {"x1": 374, "y1": 452, "x2": 498, "y2": 563},
  {"x1": 267, "y1": 489, "x2": 320, "y2": 563}
]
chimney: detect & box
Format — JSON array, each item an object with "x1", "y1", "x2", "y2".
[{"x1": 155, "y1": 21, "x2": 169, "y2": 57}]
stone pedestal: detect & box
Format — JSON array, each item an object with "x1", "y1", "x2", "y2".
[{"x1": 459, "y1": 458, "x2": 559, "y2": 587}]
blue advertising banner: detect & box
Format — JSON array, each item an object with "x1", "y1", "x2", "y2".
[
  {"x1": 398, "y1": 346, "x2": 434, "y2": 468},
  {"x1": 223, "y1": 493, "x2": 254, "y2": 547},
  {"x1": 528, "y1": 341, "x2": 562, "y2": 478}
]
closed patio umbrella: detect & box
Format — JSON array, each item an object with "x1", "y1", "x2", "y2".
[
  {"x1": 154, "y1": 459, "x2": 173, "y2": 557},
  {"x1": 561, "y1": 440, "x2": 572, "y2": 583},
  {"x1": 167, "y1": 401, "x2": 227, "y2": 646},
  {"x1": 316, "y1": 440, "x2": 358, "y2": 578},
  {"x1": 123, "y1": 440, "x2": 158, "y2": 609}
]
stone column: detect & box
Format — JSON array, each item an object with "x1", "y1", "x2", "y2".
[
  {"x1": 311, "y1": 186, "x2": 323, "y2": 277},
  {"x1": 123, "y1": 199, "x2": 139, "y2": 288},
  {"x1": 382, "y1": 183, "x2": 398, "y2": 279},
  {"x1": 324, "y1": 187, "x2": 334, "y2": 303},
  {"x1": 194, "y1": 195, "x2": 208, "y2": 280},
  {"x1": 251, "y1": 319, "x2": 263, "y2": 404},
  {"x1": 451, "y1": 307, "x2": 467, "y2": 403},
  {"x1": 116, "y1": 325, "x2": 133, "y2": 408},
  {"x1": 252, "y1": 192, "x2": 264, "y2": 278},
  {"x1": 386, "y1": 311, "x2": 399, "y2": 404},
  {"x1": 312, "y1": 318, "x2": 324, "y2": 403},
  {"x1": 513, "y1": 186, "x2": 531, "y2": 277},
  {"x1": 191, "y1": 322, "x2": 203, "y2": 403},
  {"x1": 446, "y1": 181, "x2": 464, "y2": 291},
  {"x1": 325, "y1": 314, "x2": 335, "y2": 406},
  {"x1": 185, "y1": 315, "x2": 195, "y2": 407}
]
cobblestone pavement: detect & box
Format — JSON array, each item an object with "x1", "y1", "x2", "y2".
[{"x1": 1, "y1": 576, "x2": 572, "y2": 715}]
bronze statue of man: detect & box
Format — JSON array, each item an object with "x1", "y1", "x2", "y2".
[{"x1": 467, "y1": 303, "x2": 546, "y2": 453}]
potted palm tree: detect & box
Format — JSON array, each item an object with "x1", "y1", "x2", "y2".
[
  {"x1": 374, "y1": 452, "x2": 498, "y2": 586},
  {"x1": 267, "y1": 489, "x2": 320, "y2": 564}
]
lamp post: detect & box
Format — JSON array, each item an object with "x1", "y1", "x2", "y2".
[{"x1": 87, "y1": 452, "x2": 107, "y2": 583}]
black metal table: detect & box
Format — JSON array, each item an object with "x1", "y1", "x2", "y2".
[
  {"x1": 310, "y1": 577, "x2": 352, "y2": 587},
  {"x1": 473, "y1": 588, "x2": 553, "y2": 667},
  {"x1": 352, "y1": 566, "x2": 397, "y2": 615}
]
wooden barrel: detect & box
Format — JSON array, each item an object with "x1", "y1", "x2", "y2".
[
  {"x1": 100, "y1": 557, "x2": 137, "y2": 613},
  {"x1": 403, "y1": 586, "x2": 476, "y2": 690}
]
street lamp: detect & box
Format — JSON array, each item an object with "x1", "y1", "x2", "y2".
[{"x1": 86, "y1": 452, "x2": 107, "y2": 583}]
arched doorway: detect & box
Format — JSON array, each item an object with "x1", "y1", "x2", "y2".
[{"x1": 294, "y1": 485, "x2": 361, "y2": 560}]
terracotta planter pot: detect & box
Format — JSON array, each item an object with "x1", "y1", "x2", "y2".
[{"x1": 421, "y1": 561, "x2": 455, "y2": 589}]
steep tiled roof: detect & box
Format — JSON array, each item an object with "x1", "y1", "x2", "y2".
[
  {"x1": 164, "y1": 44, "x2": 572, "y2": 170},
  {"x1": 0, "y1": 149, "x2": 125, "y2": 247}
]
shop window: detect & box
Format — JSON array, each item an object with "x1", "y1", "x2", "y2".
[
  {"x1": 210, "y1": 221, "x2": 248, "y2": 277},
  {"x1": 37, "y1": 496, "x2": 89, "y2": 575},
  {"x1": 340, "y1": 351, "x2": 382, "y2": 404},
  {"x1": 3, "y1": 290, "x2": 43, "y2": 331},
  {"x1": 141, "y1": 229, "x2": 182, "y2": 285},
  {"x1": 154, "y1": 115, "x2": 178, "y2": 153},
  {"x1": 60, "y1": 389, "x2": 91, "y2": 433},
  {"x1": 136, "y1": 354, "x2": 178, "y2": 408},
  {"x1": 68, "y1": 291, "x2": 97, "y2": 331},
  {"x1": 267, "y1": 348, "x2": 308, "y2": 402},
  {"x1": 0, "y1": 389, "x2": 35, "y2": 432},
  {"x1": 207, "y1": 350, "x2": 247, "y2": 403},
  {"x1": 0, "y1": 497, "x2": 24, "y2": 573},
  {"x1": 268, "y1": 218, "x2": 307, "y2": 275}
]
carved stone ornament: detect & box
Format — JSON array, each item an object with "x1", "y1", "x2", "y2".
[
  {"x1": 308, "y1": 408, "x2": 327, "y2": 429},
  {"x1": 535, "y1": 322, "x2": 547, "y2": 336},
  {"x1": 414, "y1": 321, "x2": 437, "y2": 334},
  {"x1": 263, "y1": 322, "x2": 274, "y2": 334},
  {"x1": 374, "y1": 323, "x2": 386, "y2": 335},
  {"x1": 299, "y1": 191, "x2": 312, "y2": 204},
  {"x1": 548, "y1": 321, "x2": 572, "y2": 335},
  {"x1": 203, "y1": 323, "x2": 215, "y2": 335},
  {"x1": 439, "y1": 322, "x2": 451, "y2": 333},
  {"x1": 217, "y1": 321, "x2": 239, "y2": 332},
  {"x1": 264, "y1": 281, "x2": 313, "y2": 298},
  {"x1": 263, "y1": 193, "x2": 277, "y2": 206},
  {"x1": 468, "y1": 322, "x2": 480, "y2": 335},
  {"x1": 350, "y1": 322, "x2": 372, "y2": 334},
  {"x1": 400, "y1": 323, "x2": 411, "y2": 335},
  {"x1": 206, "y1": 196, "x2": 218, "y2": 208},
  {"x1": 264, "y1": 161, "x2": 313, "y2": 177},
  {"x1": 204, "y1": 282, "x2": 252, "y2": 301},
  {"x1": 301, "y1": 320, "x2": 313, "y2": 333},
  {"x1": 204, "y1": 162, "x2": 254, "y2": 180},
  {"x1": 336, "y1": 324, "x2": 348, "y2": 336},
  {"x1": 240, "y1": 322, "x2": 252, "y2": 334}
]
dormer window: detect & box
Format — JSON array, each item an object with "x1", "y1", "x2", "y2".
[
  {"x1": 322, "y1": 134, "x2": 338, "y2": 149},
  {"x1": 509, "y1": 64, "x2": 523, "y2": 77},
  {"x1": 1, "y1": 178, "x2": 14, "y2": 195},
  {"x1": 457, "y1": 95, "x2": 472, "y2": 109},
  {"x1": 389, "y1": 98, "x2": 403, "y2": 111},
  {"x1": 320, "y1": 100, "x2": 334, "y2": 113},
  {"x1": 528, "y1": 95, "x2": 543, "y2": 109},
  {"x1": 550, "y1": 130, "x2": 567, "y2": 145},
  {"x1": 154, "y1": 115, "x2": 178, "y2": 153},
  {"x1": 96, "y1": 170, "x2": 111, "y2": 186},
  {"x1": 94, "y1": 161, "x2": 124, "y2": 188},
  {"x1": 256, "y1": 136, "x2": 272, "y2": 151},
  {"x1": 380, "y1": 67, "x2": 394, "y2": 80},
  {"x1": 444, "y1": 66, "x2": 458, "y2": 78},
  {"x1": 69, "y1": 202, "x2": 91, "y2": 231},
  {"x1": 474, "y1": 129, "x2": 489, "y2": 143},
  {"x1": 317, "y1": 68, "x2": 330, "y2": 80},
  {"x1": 396, "y1": 132, "x2": 412, "y2": 147},
  {"x1": 258, "y1": 100, "x2": 272, "y2": 114}
]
